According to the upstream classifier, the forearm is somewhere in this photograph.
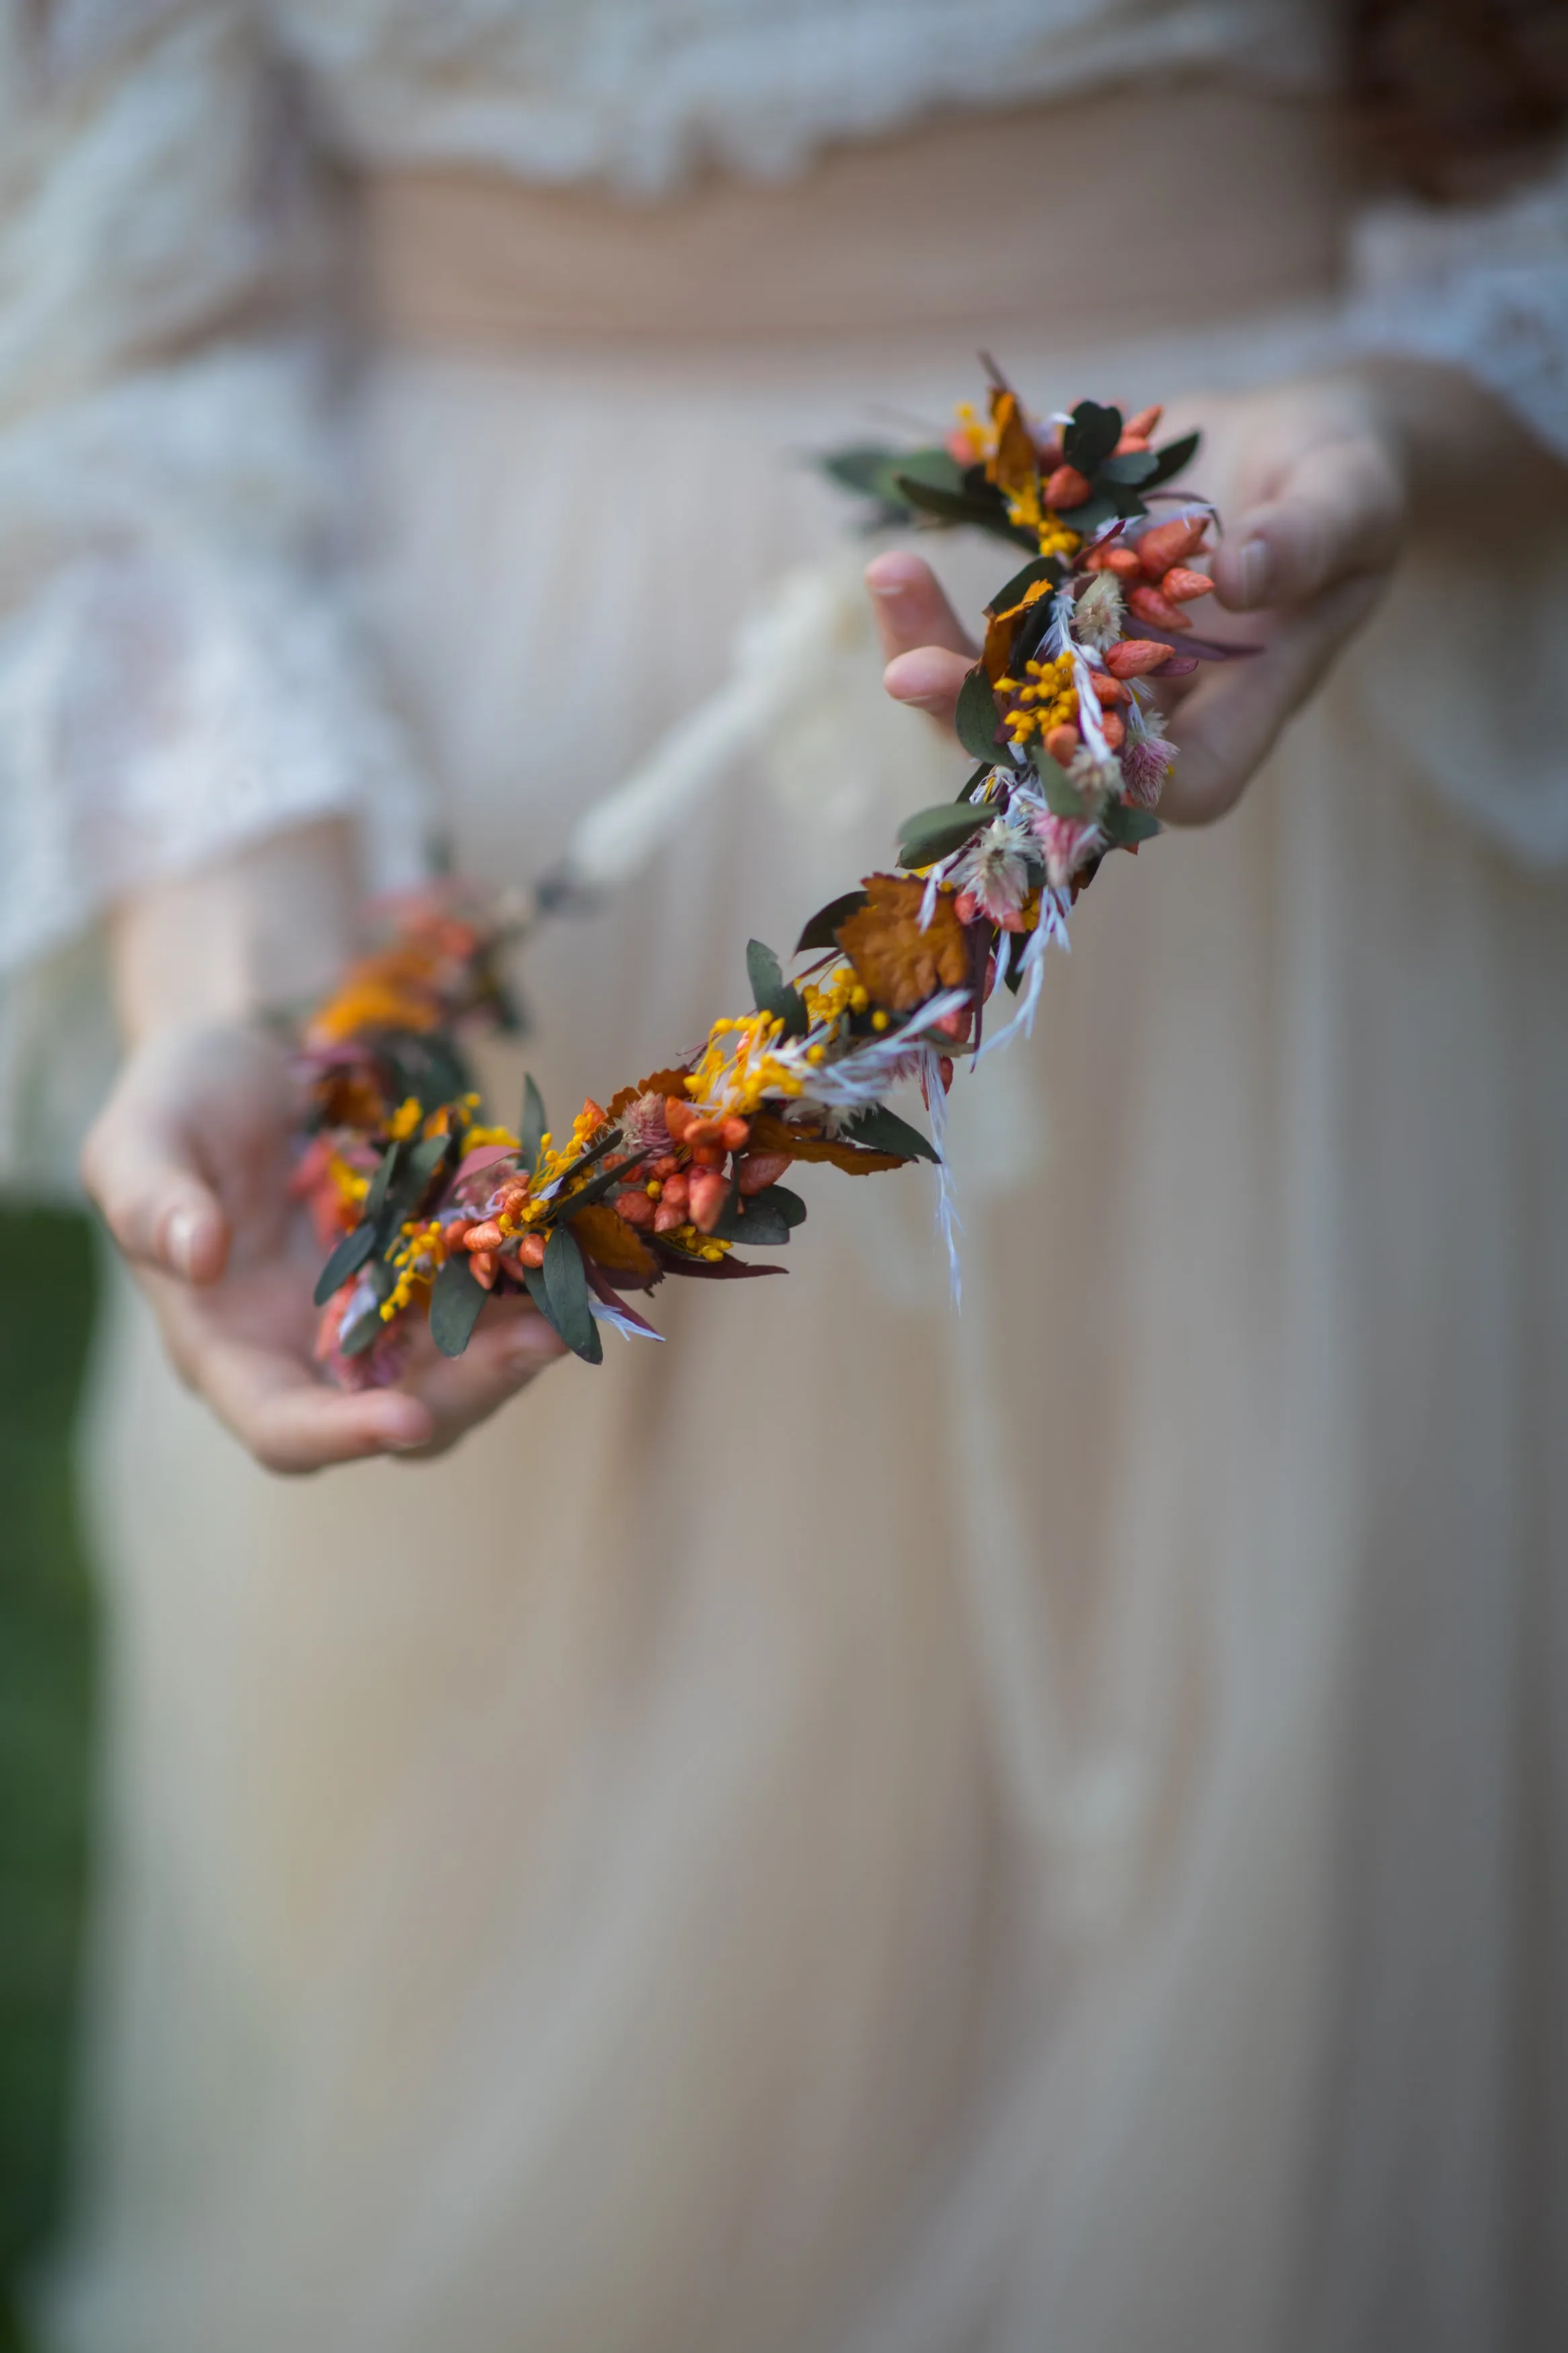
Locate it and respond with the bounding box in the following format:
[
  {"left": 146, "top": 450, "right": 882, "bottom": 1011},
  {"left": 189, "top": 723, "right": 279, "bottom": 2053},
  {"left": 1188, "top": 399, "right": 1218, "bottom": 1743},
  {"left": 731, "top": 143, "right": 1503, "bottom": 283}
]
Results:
[{"left": 109, "top": 818, "right": 357, "bottom": 1049}]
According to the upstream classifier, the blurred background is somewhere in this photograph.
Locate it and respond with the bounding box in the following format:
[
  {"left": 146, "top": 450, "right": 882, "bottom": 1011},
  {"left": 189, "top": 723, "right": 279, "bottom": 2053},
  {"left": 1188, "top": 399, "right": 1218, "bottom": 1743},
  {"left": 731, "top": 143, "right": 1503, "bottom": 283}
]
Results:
[{"left": 0, "top": 1209, "right": 98, "bottom": 2349}]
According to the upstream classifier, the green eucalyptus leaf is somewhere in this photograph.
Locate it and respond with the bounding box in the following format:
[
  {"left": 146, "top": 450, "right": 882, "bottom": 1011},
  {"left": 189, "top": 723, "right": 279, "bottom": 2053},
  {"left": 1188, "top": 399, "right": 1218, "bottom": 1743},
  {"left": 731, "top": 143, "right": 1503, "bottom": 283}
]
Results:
[
  {"left": 985, "top": 554, "right": 1061, "bottom": 614},
  {"left": 745, "top": 940, "right": 810, "bottom": 1037},
  {"left": 417, "top": 1037, "right": 472, "bottom": 1109},
  {"left": 760, "top": 1183, "right": 808, "bottom": 1227},
  {"left": 897, "top": 803, "right": 989, "bottom": 871},
  {"left": 955, "top": 666, "right": 1005, "bottom": 764},
  {"left": 1103, "top": 801, "right": 1162, "bottom": 850},
  {"left": 542, "top": 1226, "right": 603, "bottom": 1363},
  {"left": 407, "top": 1131, "right": 452, "bottom": 1191},
  {"left": 521, "top": 1074, "right": 548, "bottom": 1171},
  {"left": 893, "top": 476, "right": 1036, "bottom": 547},
  {"left": 1063, "top": 401, "right": 1122, "bottom": 471},
  {"left": 840, "top": 1105, "right": 940, "bottom": 1164},
  {"left": 1143, "top": 430, "right": 1200, "bottom": 487},
  {"left": 338, "top": 1298, "right": 386, "bottom": 1359},
  {"left": 375, "top": 1128, "right": 454, "bottom": 1247},
  {"left": 363, "top": 1140, "right": 403, "bottom": 1224},
  {"left": 554, "top": 1156, "right": 636, "bottom": 1218},
  {"left": 889, "top": 446, "right": 966, "bottom": 495},
  {"left": 547, "top": 1126, "right": 624, "bottom": 1195},
  {"left": 1059, "top": 491, "right": 1120, "bottom": 538},
  {"left": 796, "top": 889, "right": 869, "bottom": 953},
  {"left": 429, "top": 1254, "right": 488, "bottom": 1357},
  {"left": 746, "top": 939, "right": 784, "bottom": 1008},
  {"left": 710, "top": 1193, "right": 794, "bottom": 1246},
  {"left": 820, "top": 443, "right": 901, "bottom": 496},
  {"left": 1040, "top": 758, "right": 1087, "bottom": 818},
  {"left": 1098, "top": 449, "right": 1159, "bottom": 485},
  {"left": 522, "top": 1261, "right": 565, "bottom": 1343},
  {"left": 313, "top": 1222, "right": 376, "bottom": 1308}
]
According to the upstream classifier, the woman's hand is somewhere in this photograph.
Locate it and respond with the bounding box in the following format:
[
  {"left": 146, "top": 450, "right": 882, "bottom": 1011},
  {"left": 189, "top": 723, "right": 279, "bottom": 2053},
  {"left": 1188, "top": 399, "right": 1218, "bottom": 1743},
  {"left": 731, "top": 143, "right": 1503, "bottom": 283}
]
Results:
[
  {"left": 864, "top": 366, "right": 1514, "bottom": 824},
  {"left": 81, "top": 1021, "right": 566, "bottom": 1474}
]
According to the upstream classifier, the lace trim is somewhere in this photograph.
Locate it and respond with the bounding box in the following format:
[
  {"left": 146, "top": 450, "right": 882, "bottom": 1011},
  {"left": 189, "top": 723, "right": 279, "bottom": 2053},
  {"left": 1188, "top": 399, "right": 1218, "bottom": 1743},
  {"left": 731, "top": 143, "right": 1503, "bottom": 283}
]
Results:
[
  {"left": 278, "top": 0, "right": 1333, "bottom": 196},
  {"left": 1346, "top": 145, "right": 1568, "bottom": 461}
]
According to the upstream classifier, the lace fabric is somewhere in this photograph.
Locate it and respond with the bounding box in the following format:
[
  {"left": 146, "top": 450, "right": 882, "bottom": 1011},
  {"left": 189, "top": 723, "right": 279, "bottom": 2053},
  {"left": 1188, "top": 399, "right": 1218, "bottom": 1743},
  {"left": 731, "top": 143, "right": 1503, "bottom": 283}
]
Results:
[
  {"left": 0, "top": 343, "right": 425, "bottom": 975},
  {"left": 1348, "top": 141, "right": 1568, "bottom": 463},
  {"left": 276, "top": 0, "right": 1333, "bottom": 196},
  {"left": 0, "top": 1, "right": 425, "bottom": 1186}
]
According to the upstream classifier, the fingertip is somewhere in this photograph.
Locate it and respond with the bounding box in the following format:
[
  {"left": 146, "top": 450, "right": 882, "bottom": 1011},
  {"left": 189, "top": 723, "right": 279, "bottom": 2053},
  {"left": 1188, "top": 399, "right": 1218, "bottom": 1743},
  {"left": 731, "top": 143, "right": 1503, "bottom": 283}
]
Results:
[
  {"left": 865, "top": 549, "right": 935, "bottom": 599},
  {"left": 161, "top": 1196, "right": 228, "bottom": 1283},
  {"left": 1215, "top": 534, "right": 1274, "bottom": 611},
  {"left": 882, "top": 647, "right": 965, "bottom": 711},
  {"left": 375, "top": 1396, "right": 438, "bottom": 1453}
]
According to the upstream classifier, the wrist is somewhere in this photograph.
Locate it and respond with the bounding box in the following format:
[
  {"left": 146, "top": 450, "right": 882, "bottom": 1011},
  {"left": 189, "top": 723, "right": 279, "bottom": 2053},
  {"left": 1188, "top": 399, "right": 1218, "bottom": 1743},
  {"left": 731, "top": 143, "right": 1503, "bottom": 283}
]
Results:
[{"left": 110, "top": 819, "right": 356, "bottom": 1049}]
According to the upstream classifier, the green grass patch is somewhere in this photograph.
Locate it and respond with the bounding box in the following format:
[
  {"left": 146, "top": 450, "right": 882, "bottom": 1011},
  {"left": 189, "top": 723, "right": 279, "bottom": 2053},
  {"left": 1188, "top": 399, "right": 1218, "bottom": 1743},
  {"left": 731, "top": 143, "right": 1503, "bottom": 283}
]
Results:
[{"left": 0, "top": 1208, "right": 99, "bottom": 2296}]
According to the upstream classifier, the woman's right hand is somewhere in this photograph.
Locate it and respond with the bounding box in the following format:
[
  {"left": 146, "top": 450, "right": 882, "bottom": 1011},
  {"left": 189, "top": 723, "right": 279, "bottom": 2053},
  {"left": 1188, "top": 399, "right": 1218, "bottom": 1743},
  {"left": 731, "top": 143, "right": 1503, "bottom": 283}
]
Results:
[{"left": 81, "top": 1020, "right": 566, "bottom": 1474}]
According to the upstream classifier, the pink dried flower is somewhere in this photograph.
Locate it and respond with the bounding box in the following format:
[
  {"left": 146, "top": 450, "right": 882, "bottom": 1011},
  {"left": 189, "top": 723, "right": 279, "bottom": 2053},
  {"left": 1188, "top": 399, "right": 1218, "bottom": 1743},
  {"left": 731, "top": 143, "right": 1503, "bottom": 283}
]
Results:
[
  {"left": 618, "top": 1089, "right": 675, "bottom": 1160},
  {"left": 1031, "top": 811, "right": 1105, "bottom": 890},
  {"left": 313, "top": 1279, "right": 409, "bottom": 1390},
  {"left": 1120, "top": 731, "right": 1178, "bottom": 808}
]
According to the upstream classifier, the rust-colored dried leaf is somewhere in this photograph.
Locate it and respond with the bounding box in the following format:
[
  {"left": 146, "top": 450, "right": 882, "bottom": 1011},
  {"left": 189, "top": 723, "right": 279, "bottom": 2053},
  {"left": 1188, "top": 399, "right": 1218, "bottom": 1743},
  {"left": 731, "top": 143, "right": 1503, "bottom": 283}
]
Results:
[
  {"left": 836, "top": 875, "right": 970, "bottom": 1014},
  {"left": 981, "top": 575, "right": 1051, "bottom": 683},
  {"left": 570, "top": 1201, "right": 659, "bottom": 1281},
  {"left": 606, "top": 1066, "right": 692, "bottom": 1121},
  {"left": 748, "top": 1111, "right": 905, "bottom": 1175},
  {"left": 987, "top": 387, "right": 1039, "bottom": 504}
]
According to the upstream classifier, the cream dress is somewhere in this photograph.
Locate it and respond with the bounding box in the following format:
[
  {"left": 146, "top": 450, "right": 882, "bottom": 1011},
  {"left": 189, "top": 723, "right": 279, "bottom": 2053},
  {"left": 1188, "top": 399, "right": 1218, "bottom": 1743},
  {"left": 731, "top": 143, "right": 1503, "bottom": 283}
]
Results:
[{"left": 3, "top": 5, "right": 1568, "bottom": 2350}]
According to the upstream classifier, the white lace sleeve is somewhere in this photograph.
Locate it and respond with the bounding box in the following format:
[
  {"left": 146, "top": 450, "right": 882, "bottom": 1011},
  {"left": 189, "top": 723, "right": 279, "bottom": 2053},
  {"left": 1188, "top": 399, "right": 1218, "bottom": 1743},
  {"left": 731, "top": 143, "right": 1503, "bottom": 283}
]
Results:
[
  {"left": 1346, "top": 143, "right": 1568, "bottom": 459},
  {"left": 1342, "top": 146, "right": 1568, "bottom": 867},
  {"left": 0, "top": 1, "right": 425, "bottom": 1182}
]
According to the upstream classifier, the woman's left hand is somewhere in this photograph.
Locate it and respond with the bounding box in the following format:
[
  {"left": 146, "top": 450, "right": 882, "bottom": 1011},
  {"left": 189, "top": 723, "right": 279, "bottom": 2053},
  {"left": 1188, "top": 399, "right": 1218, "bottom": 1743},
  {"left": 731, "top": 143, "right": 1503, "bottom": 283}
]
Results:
[{"left": 865, "top": 371, "right": 1417, "bottom": 824}]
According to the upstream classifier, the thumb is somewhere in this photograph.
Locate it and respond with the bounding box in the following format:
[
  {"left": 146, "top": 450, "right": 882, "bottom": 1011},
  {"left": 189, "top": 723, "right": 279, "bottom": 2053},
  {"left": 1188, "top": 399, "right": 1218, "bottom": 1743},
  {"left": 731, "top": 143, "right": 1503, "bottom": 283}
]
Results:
[
  {"left": 81, "top": 1107, "right": 229, "bottom": 1283},
  {"left": 864, "top": 551, "right": 977, "bottom": 663}
]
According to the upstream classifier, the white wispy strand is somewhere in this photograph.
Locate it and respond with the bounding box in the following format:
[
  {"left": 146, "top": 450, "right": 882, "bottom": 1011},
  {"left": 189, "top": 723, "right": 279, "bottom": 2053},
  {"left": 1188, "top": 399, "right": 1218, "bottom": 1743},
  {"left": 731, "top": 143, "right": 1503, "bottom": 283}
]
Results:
[
  {"left": 971, "top": 890, "right": 1069, "bottom": 1064},
  {"left": 1041, "top": 579, "right": 1110, "bottom": 763},
  {"left": 919, "top": 864, "right": 948, "bottom": 930},
  {"left": 1040, "top": 586, "right": 1075, "bottom": 661},
  {"left": 1071, "top": 644, "right": 1110, "bottom": 760},
  {"left": 916, "top": 1044, "right": 964, "bottom": 1306},
  {"left": 589, "top": 1295, "right": 665, "bottom": 1341}
]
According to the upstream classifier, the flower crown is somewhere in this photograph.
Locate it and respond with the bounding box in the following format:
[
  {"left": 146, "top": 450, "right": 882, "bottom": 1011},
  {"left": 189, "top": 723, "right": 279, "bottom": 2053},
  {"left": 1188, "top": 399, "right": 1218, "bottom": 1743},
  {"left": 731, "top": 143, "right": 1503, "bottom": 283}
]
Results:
[{"left": 297, "top": 369, "right": 1247, "bottom": 1380}]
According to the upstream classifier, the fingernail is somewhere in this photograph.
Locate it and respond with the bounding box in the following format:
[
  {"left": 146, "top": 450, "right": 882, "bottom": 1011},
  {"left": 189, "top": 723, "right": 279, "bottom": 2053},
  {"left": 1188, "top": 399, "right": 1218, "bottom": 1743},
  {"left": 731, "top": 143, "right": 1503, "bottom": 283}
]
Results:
[
  {"left": 868, "top": 577, "right": 909, "bottom": 602},
  {"left": 164, "top": 1205, "right": 202, "bottom": 1277},
  {"left": 384, "top": 1412, "right": 432, "bottom": 1452},
  {"left": 1237, "top": 539, "right": 1272, "bottom": 606}
]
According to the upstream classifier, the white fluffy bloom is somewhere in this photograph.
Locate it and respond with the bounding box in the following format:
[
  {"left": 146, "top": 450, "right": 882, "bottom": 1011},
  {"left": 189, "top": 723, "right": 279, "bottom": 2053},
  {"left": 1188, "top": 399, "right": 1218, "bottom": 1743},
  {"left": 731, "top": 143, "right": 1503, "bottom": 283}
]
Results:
[
  {"left": 950, "top": 819, "right": 1035, "bottom": 927},
  {"left": 1074, "top": 572, "right": 1124, "bottom": 651}
]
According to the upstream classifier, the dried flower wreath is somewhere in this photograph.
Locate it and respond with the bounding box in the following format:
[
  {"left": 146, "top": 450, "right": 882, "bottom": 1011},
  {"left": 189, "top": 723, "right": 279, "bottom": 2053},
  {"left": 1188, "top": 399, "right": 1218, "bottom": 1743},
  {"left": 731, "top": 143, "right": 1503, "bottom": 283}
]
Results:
[{"left": 296, "top": 368, "right": 1249, "bottom": 1383}]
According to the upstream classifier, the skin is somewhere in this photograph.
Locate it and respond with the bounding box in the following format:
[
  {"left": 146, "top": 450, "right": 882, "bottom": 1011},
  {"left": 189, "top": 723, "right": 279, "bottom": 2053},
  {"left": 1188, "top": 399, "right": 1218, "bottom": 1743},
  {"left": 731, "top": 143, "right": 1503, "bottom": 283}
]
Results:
[
  {"left": 83, "top": 825, "right": 565, "bottom": 1474},
  {"left": 81, "top": 360, "right": 1559, "bottom": 1472},
  {"left": 869, "top": 363, "right": 1561, "bottom": 822}
]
